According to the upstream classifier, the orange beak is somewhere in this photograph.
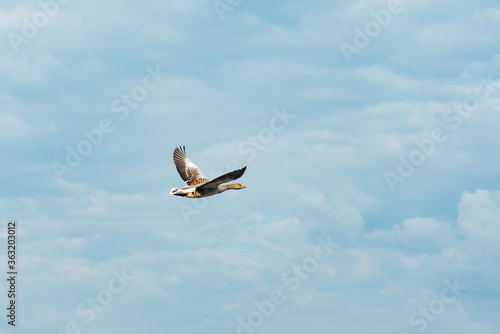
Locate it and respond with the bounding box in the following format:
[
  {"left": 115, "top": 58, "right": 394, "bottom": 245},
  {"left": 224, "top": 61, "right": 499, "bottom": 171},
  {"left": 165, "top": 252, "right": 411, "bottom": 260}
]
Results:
[{"left": 241, "top": 185, "right": 247, "bottom": 189}]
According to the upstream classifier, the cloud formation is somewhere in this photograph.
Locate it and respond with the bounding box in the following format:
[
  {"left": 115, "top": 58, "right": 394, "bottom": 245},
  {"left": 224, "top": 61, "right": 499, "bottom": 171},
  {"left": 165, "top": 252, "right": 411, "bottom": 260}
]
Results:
[{"left": 0, "top": 0, "right": 499, "bottom": 333}]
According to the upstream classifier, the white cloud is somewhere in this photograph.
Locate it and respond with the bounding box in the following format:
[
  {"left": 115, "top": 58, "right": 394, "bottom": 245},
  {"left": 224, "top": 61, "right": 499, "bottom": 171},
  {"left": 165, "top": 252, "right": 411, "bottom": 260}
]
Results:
[
  {"left": 0, "top": 112, "right": 31, "bottom": 141},
  {"left": 401, "top": 287, "right": 497, "bottom": 334},
  {"left": 457, "top": 189, "right": 500, "bottom": 249},
  {"left": 0, "top": 51, "right": 59, "bottom": 82},
  {"left": 367, "top": 217, "right": 456, "bottom": 247}
]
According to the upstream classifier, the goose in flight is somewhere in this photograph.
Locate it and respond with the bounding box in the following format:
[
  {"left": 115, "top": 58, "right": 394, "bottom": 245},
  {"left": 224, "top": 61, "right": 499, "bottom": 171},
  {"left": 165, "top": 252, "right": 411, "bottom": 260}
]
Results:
[{"left": 170, "top": 146, "right": 247, "bottom": 198}]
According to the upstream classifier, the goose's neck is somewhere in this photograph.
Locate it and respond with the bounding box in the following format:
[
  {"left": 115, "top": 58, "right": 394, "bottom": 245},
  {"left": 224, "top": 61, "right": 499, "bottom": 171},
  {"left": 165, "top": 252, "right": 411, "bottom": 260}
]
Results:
[{"left": 218, "top": 184, "right": 238, "bottom": 192}]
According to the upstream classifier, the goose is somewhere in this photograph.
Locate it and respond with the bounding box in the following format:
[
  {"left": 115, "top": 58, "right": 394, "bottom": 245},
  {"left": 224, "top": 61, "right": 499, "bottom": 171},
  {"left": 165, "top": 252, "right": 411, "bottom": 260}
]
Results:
[{"left": 170, "top": 146, "right": 247, "bottom": 198}]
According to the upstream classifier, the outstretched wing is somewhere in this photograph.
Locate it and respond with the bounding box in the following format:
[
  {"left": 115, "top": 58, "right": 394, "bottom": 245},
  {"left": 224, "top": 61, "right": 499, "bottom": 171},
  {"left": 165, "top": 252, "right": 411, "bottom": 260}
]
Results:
[
  {"left": 197, "top": 166, "right": 247, "bottom": 191},
  {"left": 173, "top": 146, "right": 208, "bottom": 186}
]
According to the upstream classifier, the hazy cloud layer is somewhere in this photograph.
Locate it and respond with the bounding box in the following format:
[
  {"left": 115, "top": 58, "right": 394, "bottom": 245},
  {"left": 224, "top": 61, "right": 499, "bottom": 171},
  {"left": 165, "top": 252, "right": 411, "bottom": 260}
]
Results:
[{"left": 1, "top": 0, "right": 499, "bottom": 333}]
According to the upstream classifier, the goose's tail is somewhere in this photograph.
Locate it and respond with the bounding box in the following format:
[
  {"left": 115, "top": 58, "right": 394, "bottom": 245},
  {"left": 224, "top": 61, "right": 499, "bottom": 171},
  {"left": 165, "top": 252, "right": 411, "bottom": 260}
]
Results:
[{"left": 170, "top": 188, "right": 179, "bottom": 195}]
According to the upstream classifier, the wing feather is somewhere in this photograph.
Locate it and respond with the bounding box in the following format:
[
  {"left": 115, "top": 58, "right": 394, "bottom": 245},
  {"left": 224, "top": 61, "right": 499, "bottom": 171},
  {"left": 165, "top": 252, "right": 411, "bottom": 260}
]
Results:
[
  {"left": 197, "top": 166, "right": 247, "bottom": 191},
  {"left": 173, "top": 146, "right": 208, "bottom": 186}
]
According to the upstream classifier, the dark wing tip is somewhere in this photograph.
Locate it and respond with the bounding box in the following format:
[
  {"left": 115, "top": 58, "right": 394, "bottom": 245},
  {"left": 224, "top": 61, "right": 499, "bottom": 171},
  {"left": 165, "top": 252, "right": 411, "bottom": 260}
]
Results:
[{"left": 234, "top": 166, "right": 247, "bottom": 179}]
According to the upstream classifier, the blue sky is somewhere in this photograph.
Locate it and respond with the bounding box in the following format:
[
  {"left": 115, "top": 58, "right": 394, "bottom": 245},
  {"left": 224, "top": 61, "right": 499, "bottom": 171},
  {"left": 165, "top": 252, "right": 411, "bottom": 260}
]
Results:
[{"left": 1, "top": 0, "right": 500, "bottom": 333}]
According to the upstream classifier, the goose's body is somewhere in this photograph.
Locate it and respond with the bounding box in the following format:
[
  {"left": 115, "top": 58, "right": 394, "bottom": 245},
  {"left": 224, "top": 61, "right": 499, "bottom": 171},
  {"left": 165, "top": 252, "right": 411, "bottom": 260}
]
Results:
[{"left": 170, "top": 146, "right": 246, "bottom": 198}]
